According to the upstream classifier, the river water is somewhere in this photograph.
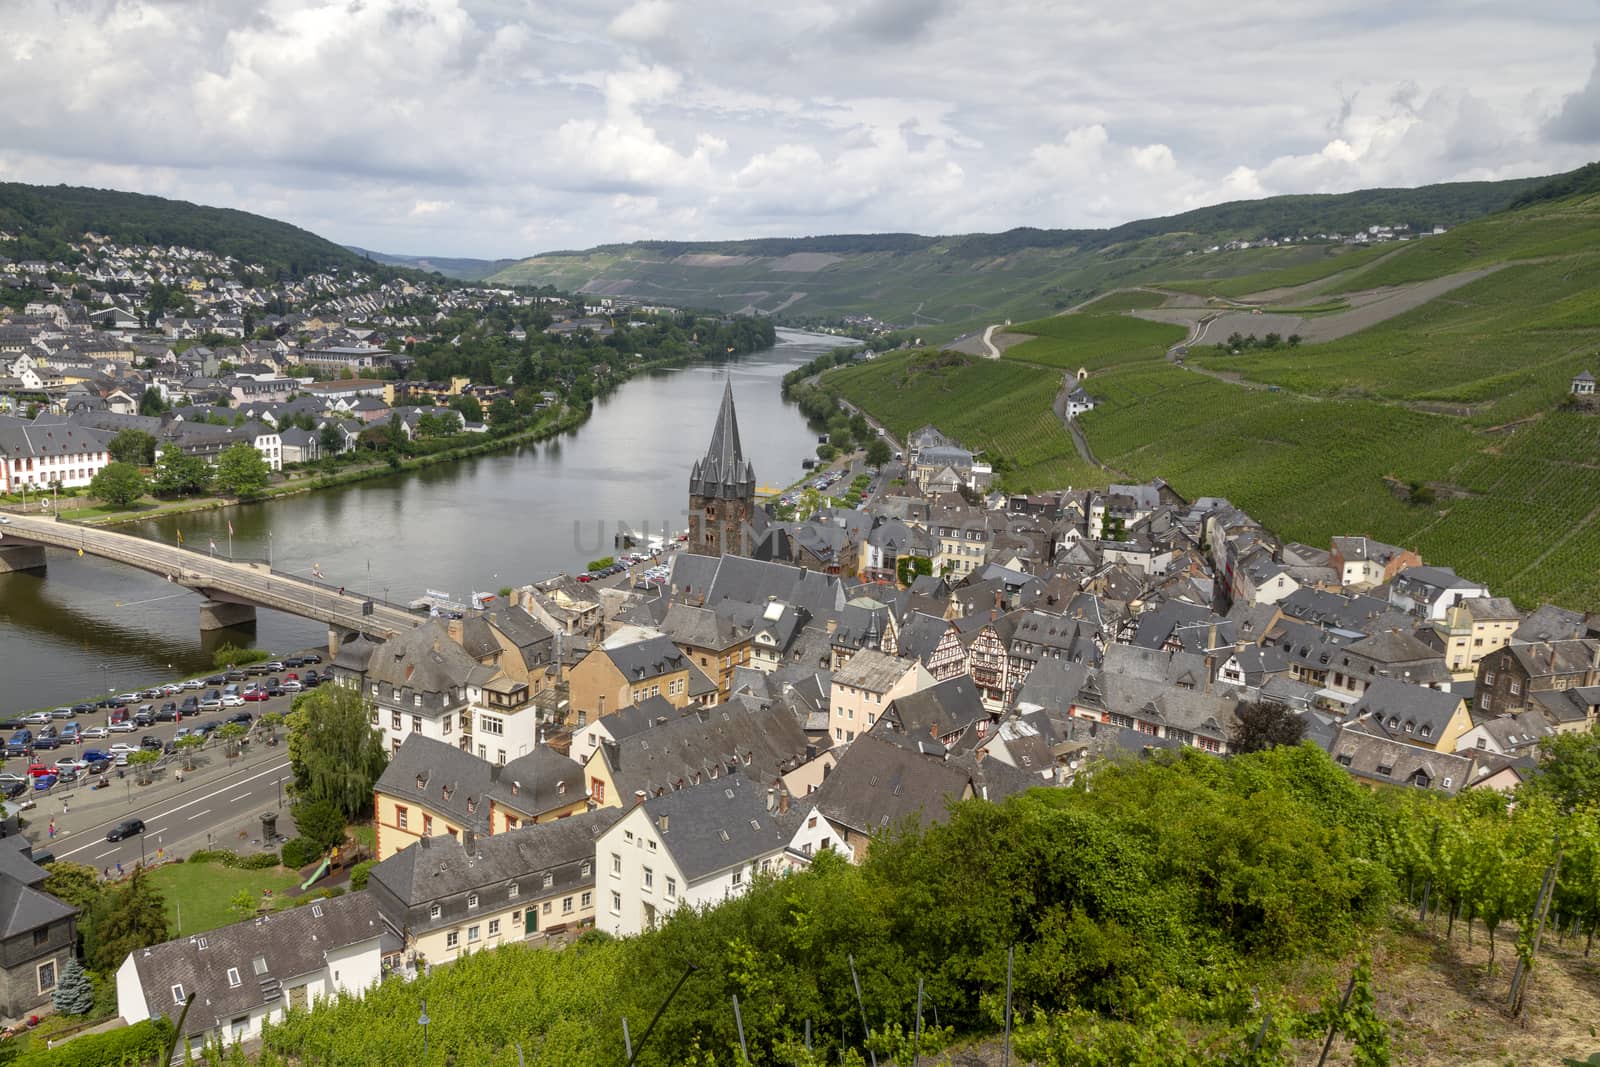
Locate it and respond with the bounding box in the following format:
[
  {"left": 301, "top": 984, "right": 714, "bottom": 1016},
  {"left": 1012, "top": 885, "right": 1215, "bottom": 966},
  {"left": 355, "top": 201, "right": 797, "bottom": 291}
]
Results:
[{"left": 0, "top": 329, "right": 839, "bottom": 711}]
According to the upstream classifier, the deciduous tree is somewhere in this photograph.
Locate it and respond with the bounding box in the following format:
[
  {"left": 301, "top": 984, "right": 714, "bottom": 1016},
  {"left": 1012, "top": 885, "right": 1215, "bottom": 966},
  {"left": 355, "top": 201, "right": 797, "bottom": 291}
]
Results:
[
  {"left": 83, "top": 868, "right": 169, "bottom": 973},
  {"left": 152, "top": 449, "right": 212, "bottom": 497},
  {"left": 1230, "top": 700, "right": 1306, "bottom": 753},
  {"left": 213, "top": 442, "right": 270, "bottom": 499},
  {"left": 286, "top": 685, "right": 387, "bottom": 819},
  {"left": 88, "top": 461, "right": 148, "bottom": 509}
]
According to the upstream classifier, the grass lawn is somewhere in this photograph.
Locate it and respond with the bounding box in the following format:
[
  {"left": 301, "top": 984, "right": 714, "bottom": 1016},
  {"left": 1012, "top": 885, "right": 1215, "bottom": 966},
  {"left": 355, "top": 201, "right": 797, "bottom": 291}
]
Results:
[{"left": 148, "top": 859, "right": 302, "bottom": 936}]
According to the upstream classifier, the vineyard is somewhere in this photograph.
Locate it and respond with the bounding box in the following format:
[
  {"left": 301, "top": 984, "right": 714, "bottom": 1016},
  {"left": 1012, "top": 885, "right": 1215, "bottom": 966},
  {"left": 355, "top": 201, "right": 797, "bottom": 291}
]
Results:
[
  {"left": 231, "top": 738, "right": 1600, "bottom": 1066},
  {"left": 1156, "top": 241, "right": 1397, "bottom": 298},
  {"left": 825, "top": 351, "right": 1103, "bottom": 490},
  {"left": 1073, "top": 287, "right": 1170, "bottom": 313},
  {"left": 1002, "top": 309, "right": 1186, "bottom": 371}
]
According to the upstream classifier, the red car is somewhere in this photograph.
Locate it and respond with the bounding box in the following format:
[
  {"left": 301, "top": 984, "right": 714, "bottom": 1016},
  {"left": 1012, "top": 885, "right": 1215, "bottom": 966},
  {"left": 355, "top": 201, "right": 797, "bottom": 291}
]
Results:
[
  {"left": 243, "top": 689, "right": 270, "bottom": 702},
  {"left": 26, "top": 763, "right": 53, "bottom": 778}
]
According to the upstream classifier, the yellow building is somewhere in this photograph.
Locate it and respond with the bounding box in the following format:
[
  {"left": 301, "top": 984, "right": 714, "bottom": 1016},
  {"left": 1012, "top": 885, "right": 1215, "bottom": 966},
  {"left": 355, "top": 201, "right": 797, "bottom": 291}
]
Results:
[
  {"left": 564, "top": 636, "right": 701, "bottom": 727},
  {"left": 1433, "top": 596, "right": 1521, "bottom": 679},
  {"left": 372, "top": 735, "right": 589, "bottom": 861}
]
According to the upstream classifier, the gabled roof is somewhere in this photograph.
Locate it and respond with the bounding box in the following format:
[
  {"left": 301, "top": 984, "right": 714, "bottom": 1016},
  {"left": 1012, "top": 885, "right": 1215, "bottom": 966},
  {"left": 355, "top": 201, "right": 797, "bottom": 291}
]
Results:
[
  {"left": 601, "top": 635, "right": 690, "bottom": 681},
  {"left": 1351, "top": 679, "right": 1464, "bottom": 744},
  {"left": 594, "top": 700, "right": 814, "bottom": 799},
  {"left": 832, "top": 648, "right": 916, "bottom": 692},
  {"left": 632, "top": 775, "right": 795, "bottom": 881},
  {"left": 128, "top": 893, "right": 384, "bottom": 1039},
  {"left": 0, "top": 838, "right": 74, "bottom": 939},
  {"left": 809, "top": 731, "right": 974, "bottom": 835}
]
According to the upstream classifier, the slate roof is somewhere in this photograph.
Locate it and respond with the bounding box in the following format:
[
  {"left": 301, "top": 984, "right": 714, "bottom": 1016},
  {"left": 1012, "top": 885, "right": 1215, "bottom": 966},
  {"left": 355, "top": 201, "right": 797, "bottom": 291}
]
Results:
[
  {"left": 594, "top": 700, "right": 814, "bottom": 799},
  {"left": 1515, "top": 604, "right": 1588, "bottom": 643},
  {"left": 660, "top": 602, "right": 746, "bottom": 651},
  {"left": 0, "top": 414, "right": 113, "bottom": 459},
  {"left": 128, "top": 893, "right": 385, "bottom": 1039},
  {"left": 1350, "top": 679, "right": 1464, "bottom": 746},
  {"left": 671, "top": 553, "right": 845, "bottom": 617},
  {"left": 636, "top": 774, "right": 795, "bottom": 881},
  {"left": 603, "top": 635, "right": 690, "bottom": 682},
  {"left": 366, "top": 618, "right": 494, "bottom": 698},
  {"left": 376, "top": 735, "right": 588, "bottom": 831},
  {"left": 689, "top": 381, "right": 756, "bottom": 500},
  {"left": 882, "top": 675, "right": 987, "bottom": 748},
  {"left": 1327, "top": 723, "right": 1472, "bottom": 794},
  {"left": 0, "top": 838, "right": 74, "bottom": 939},
  {"left": 809, "top": 731, "right": 974, "bottom": 836}
]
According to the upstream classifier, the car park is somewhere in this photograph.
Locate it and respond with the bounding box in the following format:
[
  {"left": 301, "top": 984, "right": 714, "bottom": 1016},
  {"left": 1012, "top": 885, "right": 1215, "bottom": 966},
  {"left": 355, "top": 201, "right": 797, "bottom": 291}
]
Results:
[{"left": 106, "top": 819, "right": 145, "bottom": 842}]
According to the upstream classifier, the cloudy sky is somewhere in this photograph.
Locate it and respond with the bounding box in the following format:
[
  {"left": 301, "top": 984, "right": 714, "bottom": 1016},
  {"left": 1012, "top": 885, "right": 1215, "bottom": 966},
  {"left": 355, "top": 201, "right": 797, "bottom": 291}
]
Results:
[{"left": 4, "top": 0, "right": 1600, "bottom": 258}]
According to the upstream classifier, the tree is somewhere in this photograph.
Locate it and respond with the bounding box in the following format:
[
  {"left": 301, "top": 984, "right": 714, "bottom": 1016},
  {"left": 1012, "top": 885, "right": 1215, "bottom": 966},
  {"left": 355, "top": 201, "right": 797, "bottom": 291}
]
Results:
[
  {"left": 42, "top": 862, "right": 103, "bottom": 915},
  {"left": 175, "top": 733, "right": 205, "bottom": 772},
  {"left": 229, "top": 890, "right": 260, "bottom": 920},
  {"left": 51, "top": 958, "right": 95, "bottom": 1016},
  {"left": 896, "top": 555, "right": 933, "bottom": 586},
  {"left": 138, "top": 388, "right": 168, "bottom": 416},
  {"left": 449, "top": 394, "right": 483, "bottom": 424},
  {"left": 152, "top": 449, "right": 212, "bottom": 497},
  {"left": 318, "top": 423, "right": 345, "bottom": 457},
  {"left": 1230, "top": 700, "right": 1306, "bottom": 753},
  {"left": 488, "top": 396, "right": 517, "bottom": 427},
  {"left": 213, "top": 442, "right": 271, "bottom": 499},
  {"left": 291, "top": 799, "right": 348, "bottom": 854},
  {"left": 88, "top": 461, "right": 148, "bottom": 509},
  {"left": 1527, "top": 723, "right": 1600, "bottom": 811},
  {"left": 107, "top": 428, "right": 157, "bottom": 466},
  {"left": 127, "top": 748, "right": 160, "bottom": 784},
  {"left": 286, "top": 685, "right": 387, "bottom": 819},
  {"left": 83, "top": 868, "right": 169, "bottom": 973},
  {"left": 865, "top": 437, "right": 893, "bottom": 468}
]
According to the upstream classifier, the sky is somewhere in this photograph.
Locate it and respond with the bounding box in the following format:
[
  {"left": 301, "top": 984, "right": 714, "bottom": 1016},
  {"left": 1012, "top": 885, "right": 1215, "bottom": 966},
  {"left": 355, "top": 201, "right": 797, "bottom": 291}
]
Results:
[{"left": 4, "top": 0, "right": 1600, "bottom": 259}]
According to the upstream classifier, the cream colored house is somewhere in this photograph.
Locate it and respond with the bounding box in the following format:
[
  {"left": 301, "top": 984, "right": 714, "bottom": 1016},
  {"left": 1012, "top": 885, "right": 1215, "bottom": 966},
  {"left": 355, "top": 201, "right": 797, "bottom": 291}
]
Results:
[{"left": 828, "top": 649, "right": 934, "bottom": 746}]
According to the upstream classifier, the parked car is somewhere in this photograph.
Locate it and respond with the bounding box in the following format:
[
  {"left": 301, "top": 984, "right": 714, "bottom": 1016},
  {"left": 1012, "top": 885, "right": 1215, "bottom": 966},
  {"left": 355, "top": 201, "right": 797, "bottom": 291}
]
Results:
[
  {"left": 226, "top": 712, "right": 254, "bottom": 727},
  {"left": 53, "top": 757, "right": 83, "bottom": 774},
  {"left": 140, "top": 735, "right": 163, "bottom": 752},
  {"left": 114, "top": 693, "right": 140, "bottom": 705},
  {"left": 71, "top": 703, "right": 94, "bottom": 715},
  {"left": 21, "top": 712, "right": 51, "bottom": 726},
  {"left": 107, "top": 720, "right": 136, "bottom": 734},
  {"left": 26, "top": 763, "right": 54, "bottom": 778},
  {"left": 59, "top": 723, "right": 81, "bottom": 742},
  {"left": 79, "top": 727, "right": 109, "bottom": 740},
  {"left": 133, "top": 706, "right": 156, "bottom": 727},
  {"left": 82, "top": 749, "right": 111, "bottom": 764},
  {"left": 279, "top": 679, "right": 303, "bottom": 693},
  {"left": 49, "top": 707, "right": 74, "bottom": 720},
  {"left": 180, "top": 696, "right": 200, "bottom": 713},
  {"left": 220, "top": 694, "right": 245, "bottom": 708},
  {"left": 32, "top": 774, "right": 56, "bottom": 791},
  {"left": 31, "top": 734, "right": 60, "bottom": 751},
  {"left": 85, "top": 759, "right": 110, "bottom": 776},
  {"left": 139, "top": 688, "right": 163, "bottom": 700},
  {"left": 160, "top": 683, "right": 184, "bottom": 696},
  {"left": 264, "top": 682, "right": 284, "bottom": 697},
  {"left": 3, "top": 781, "right": 28, "bottom": 799},
  {"left": 108, "top": 743, "right": 139, "bottom": 757},
  {"left": 300, "top": 653, "right": 323, "bottom": 665},
  {"left": 243, "top": 689, "right": 270, "bottom": 702},
  {"left": 181, "top": 679, "right": 204, "bottom": 690},
  {"left": 5, "top": 731, "right": 32, "bottom": 756},
  {"left": 109, "top": 707, "right": 129, "bottom": 725},
  {"left": 199, "top": 692, "right": 223, "bottom": 711},
  {"left": 106, "top": 819, "right": 145, "bottom": 842},
  {"left": 203, "top": 675, "right": 225, "bottom": 687},
  {"left": 283, "top": 656, "right": 305, "bottom": 668},
  {"left": 261, "top": 661, "right": 286, "bottom": 673},
  {"left": 301, "top": 670, "right": 323, "bottom": 687},
  {"left": 222, "top": 670, "right": 246, "bottom": 684}
]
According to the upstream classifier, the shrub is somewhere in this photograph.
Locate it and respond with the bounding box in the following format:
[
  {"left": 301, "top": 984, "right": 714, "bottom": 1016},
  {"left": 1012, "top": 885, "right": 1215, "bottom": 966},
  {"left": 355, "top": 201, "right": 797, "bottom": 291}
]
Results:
[
  {"left": 348, "top": 860, "right": 376, "bottom": 891},
  {"left": 212, "top": 644, "right": 269, "bottom": 669},
  {"left": 12, "top": 1018, "right": 172, "bottom": 1066},
  {"left": 279, "top": 837, "right": 320, "bottom": 869}
]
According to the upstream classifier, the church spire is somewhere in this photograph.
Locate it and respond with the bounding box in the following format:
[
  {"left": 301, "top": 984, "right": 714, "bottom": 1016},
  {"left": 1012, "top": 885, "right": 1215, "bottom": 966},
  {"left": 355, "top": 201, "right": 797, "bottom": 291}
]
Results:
[{"left": 689, "top": 378, "right": 755, "bottom": 500}]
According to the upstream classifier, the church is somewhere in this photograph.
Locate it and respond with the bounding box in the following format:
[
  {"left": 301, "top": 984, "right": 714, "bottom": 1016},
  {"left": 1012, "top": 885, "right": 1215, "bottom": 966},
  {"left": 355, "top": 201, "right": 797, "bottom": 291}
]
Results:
[{"left": 687, "top": 380, "right": 765, "bottom": 556}]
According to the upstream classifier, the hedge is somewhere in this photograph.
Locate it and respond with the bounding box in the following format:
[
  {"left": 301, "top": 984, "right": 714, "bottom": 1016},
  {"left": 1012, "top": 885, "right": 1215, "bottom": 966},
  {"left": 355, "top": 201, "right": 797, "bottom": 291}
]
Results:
[
  {"left": 13, "top": 1018, "right": 172, "bottom": 1066},
  {"left": 185, "top": 849, "right": 279, "bottom": 870},
  {"left": 279, "top": 837, "right": 319, "bottom": 869}
]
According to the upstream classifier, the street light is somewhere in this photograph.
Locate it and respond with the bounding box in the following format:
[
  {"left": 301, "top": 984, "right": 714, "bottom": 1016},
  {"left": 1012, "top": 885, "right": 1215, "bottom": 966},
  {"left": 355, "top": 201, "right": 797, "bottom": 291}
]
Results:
[{"left": 418, "top": 999, "right": 430, "bottom": 1058}]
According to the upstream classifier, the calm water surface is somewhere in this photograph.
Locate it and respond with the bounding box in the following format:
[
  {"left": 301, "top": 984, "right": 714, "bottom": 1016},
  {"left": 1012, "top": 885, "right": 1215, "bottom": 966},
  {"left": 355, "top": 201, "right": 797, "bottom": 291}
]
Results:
[{"left": 0, "top": 330, "right": 840, "bottom": 710}]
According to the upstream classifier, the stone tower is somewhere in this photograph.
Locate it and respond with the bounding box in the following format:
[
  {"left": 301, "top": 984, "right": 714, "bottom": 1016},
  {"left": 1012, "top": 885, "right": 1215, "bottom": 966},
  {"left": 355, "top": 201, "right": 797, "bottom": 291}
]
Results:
[{"left": 688, "top": 380, "right": 757, "bottom": 556}]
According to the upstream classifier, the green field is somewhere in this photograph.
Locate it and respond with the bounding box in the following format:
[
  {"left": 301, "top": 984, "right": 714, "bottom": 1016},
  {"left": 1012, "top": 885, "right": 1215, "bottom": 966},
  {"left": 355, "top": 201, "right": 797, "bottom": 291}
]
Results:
[
  {"left": 149, "top": 859, "right": 302, "bottom": 936},
  {"left": 1074, "top": 288, "right": 1169, "bottom": 313},
  {"left": 1156, "top": 242, "right": 1397, "bottom": 298},
  {"left": 1002, "top": 309, "right": 1186, "bottom": 372}
]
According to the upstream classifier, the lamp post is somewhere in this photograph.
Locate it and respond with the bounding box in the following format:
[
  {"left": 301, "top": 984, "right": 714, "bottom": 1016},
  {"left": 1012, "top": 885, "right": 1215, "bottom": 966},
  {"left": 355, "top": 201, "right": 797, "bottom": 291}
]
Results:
[{"left": 418, "top": 999, "right": 430, "bottom": 1059}]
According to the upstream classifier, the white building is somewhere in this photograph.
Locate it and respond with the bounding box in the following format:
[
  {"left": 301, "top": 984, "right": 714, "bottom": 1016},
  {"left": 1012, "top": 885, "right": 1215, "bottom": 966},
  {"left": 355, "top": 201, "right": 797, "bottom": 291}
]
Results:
[
  {"left": 117, "top": 894, "right": 386, "bottom": 1056},
  {"left": 595, "top": 778, "right": 836, "bottom": 937},
  {"left": 0, "top": 415, "right": 113, "bottom": 493}
]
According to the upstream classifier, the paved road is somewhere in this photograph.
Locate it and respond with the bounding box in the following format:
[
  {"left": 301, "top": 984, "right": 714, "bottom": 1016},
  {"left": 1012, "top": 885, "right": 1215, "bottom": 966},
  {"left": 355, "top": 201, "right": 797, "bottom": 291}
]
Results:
[{"left": 0, "top": 513, "right": 419, "bottom": 637}]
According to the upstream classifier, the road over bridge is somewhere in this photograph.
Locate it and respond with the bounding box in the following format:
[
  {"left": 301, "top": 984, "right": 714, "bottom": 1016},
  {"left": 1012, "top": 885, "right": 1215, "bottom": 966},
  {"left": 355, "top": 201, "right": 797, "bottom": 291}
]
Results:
[{"left": 0, "top": 513, "right": 421, "bottom": 652}]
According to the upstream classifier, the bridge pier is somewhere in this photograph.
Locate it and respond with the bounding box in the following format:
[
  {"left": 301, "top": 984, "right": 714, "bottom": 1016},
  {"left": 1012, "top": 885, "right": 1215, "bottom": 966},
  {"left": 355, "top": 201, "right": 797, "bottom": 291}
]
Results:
[
  {"left": 327, "top": 627, "right": 347, "bottom": 658},
  {"left": 0, "top": 544, "right": 46, "bottom": 573},
  {"left": 199, "top": 599, "right": 257, "bottom": 632}
]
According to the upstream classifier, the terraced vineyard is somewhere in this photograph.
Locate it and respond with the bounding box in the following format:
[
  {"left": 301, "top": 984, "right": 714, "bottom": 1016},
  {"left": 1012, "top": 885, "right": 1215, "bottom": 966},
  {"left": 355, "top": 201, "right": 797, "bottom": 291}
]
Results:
[
  {"left": 1002, "top": 310, "right": 1186, "bottom": 371},
  {"left": 825, "top": 351, "right": 1102, "bottom": 489}
]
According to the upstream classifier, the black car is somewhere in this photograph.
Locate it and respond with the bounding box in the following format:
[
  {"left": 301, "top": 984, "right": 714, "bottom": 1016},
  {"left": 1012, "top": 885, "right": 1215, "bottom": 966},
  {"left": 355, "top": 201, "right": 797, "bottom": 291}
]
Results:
[
  {"left": 71, "top": 703, "right": 94, "bottom": 714},
  {"left": 301, "top": 670, "right": 323, "bottom": 687},
  {"left": 300, "top": 652, "right": 322, "bottom": 665},
  {"left": 106, "top": 819, "right": 145, "bottom": 842},
  {"left": 156, "top": 703, "right": 179, "bottom": 722},
  {"left": 264, "top": 681, "right": 284, "bottom": 697},
  {"left": 226, "top": 711, "right": 254, "bottom": 727},
  {"left": 203, "top": 675, "right": 226, "bottom": 686},
  {"left": 133, "top": 710, "right": 156, "bottom": 728},
  {"left": 85, "top": 759, "right": 111, "bottom": 775},
  {"left": 283, "top": 656, "right": 304, "bottom": 668},
  {"left": 95, "top": 697, "right": 121, "bottom": 710},
  {"left": 31, "top": 735, "right": 60, "bottom": 751},
  {"left": 140, "top": 735, "right": 163, "bottom": 752},
  {"left": 3, "top": 781, "right": 27, "bottom": 799},
  {"left": 195, "top": 720, "right": 221, "bottom": 736},
  {"left": 180, "top": 696, "right": 199, "bottom": 712}
]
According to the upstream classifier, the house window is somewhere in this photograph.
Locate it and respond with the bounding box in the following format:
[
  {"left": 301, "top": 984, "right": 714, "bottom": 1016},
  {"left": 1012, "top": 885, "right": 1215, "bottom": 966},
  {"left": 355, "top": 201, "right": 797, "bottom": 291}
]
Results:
[
  {"left": 732, "top": 869, "right": 743, "bottom": 886},
  {"left": 481, "top": 716, "right": 504, "bottom": 736},
  {"left": 580, "top": 860, "right": 592, "bottom": 877},
  {"left": 542, "top": 901, "right": 552, "bottom": 914},
  {"left": 227, "top": 968, "right": 241, "bottom": 989},
  {"left": 391, "top": 711, "right": 401, "bottom": 730},
  {"left": 171, "top": 983, "right": 185, "bottom": 1004},
  {"left": 610, "top": 891, "right": 622, "bottom": 915},
  {"left": 563, "top": 896, "right": 574, "bottom": 914},
  {"left": 429, "top": 903, "right": 442, "bottom": 919},
  {"left": 253, "top": 956, "right": 268, "bottom": 975},
  {"left": 446, "top": 931, "right": 459, "bottom": 949},
  {"left": 396, "top": 806, "right": 408, "bottom": 830},
  {"left": 467, "top": 893, "right": 479, "bottom": 909},
  {"left": 411, "top": 715, "right": 422, "bottom": 732},
  {"left": 35, "top": 960, "right": 56, "bottom": 994},
  {"left": 32, "top": 928, "right": 47, "bottom": 947},
  {"left": 611, "top": 852, "right": 622, "bottom": 876},
  {"left": 508, "top": 883, "right": 519, "bottom": 900},
  {"left": 488, "top": 919, "right": 500, "bottom": 936},
  {"left": 1509, "top": 680, "right": 1521, "bottom": 696},
  {"left": 468, "top": 925, "right": 480, "bottom": 943},
  {"left": 1484, "top": 671, "right": 1495, "bottom": 686},
  {"left": 642, "top": 867, "right": 653, "bottom": 890},
  {"left": 581, "top": 891, "right": 592, "bottom": 908},
  {"left": 423, "top": 813, "right": 433, "bottom": 835}
]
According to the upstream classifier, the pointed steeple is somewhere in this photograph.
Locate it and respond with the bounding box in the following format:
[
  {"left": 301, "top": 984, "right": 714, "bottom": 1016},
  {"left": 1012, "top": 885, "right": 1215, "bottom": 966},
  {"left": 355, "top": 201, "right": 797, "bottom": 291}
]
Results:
[{"left": 690, "top": 379, "right": 756, "bottom": 500}]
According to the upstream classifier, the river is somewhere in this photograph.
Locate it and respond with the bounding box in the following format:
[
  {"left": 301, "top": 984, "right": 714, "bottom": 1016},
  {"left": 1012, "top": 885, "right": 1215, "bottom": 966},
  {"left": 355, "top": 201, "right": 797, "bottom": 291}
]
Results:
[{"left": 0, "top": 329, "right": 841, "bottom": 711}]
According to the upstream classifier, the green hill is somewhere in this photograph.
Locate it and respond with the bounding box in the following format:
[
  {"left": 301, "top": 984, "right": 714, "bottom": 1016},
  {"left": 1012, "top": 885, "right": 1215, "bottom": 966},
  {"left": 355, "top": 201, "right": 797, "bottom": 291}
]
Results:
[
  {"left": 0, "top": 183, "right": 367, "bottom": 277},
  {"left": 488, "top": 173, "right": 1545, "bottom": 332},
  {"left": 345, "top": 246, "right": 522, "bottom": 282},
  {"left": 819, "top": 177, "right": 1600, "bottom": 611}
]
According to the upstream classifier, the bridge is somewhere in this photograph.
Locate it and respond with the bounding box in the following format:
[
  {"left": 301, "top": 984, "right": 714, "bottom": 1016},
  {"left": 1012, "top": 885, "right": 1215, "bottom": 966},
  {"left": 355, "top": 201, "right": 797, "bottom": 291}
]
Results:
[{"left": 0, "top": 513, "right": 421, "bottom": 652}]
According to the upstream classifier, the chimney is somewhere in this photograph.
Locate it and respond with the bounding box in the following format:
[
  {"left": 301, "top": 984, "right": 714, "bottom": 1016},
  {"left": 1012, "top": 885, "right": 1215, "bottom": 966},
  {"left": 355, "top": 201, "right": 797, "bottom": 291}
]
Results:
[
  {"left": 419, "top": 835, "right": 431, "bottom": 850},
  {"left": 765, "top": 787, "right": 776, "bottom": 813},
  {"left": 634, "top": 790, "right": 647, "bottom": 808},
  {"left": 462, "top": 829, "right": 475, "bottom": 854},
  {"left": 778, "top": 786, "right": 789, "bottom": 815}
]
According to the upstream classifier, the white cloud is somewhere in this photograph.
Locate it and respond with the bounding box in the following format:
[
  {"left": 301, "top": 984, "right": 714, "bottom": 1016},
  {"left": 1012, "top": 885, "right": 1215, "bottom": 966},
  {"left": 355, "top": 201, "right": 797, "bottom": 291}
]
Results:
[{"left": 0, "top": 0, "right": 1595, "bottom": 255}]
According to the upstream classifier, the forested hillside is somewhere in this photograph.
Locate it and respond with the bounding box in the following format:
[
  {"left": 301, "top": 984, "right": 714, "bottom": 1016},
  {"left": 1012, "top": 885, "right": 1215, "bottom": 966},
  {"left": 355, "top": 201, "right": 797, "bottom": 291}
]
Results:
[
  {"left": 487, "top": 170, "right": 1551, "bottom": 330},
  {"left": 345, "top": 246, "right": 522, "bottom": 282},
  {"left": 0, "top": 183, "right": 365, "bottom": 276}
]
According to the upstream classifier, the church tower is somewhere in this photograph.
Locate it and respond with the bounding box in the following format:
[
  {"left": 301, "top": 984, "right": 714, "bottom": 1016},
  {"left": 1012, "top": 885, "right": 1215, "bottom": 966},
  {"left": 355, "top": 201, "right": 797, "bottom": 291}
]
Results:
[{"left": 688, "top": 380, "right": 757, "bottom": 556}]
